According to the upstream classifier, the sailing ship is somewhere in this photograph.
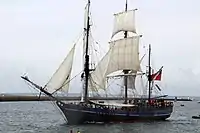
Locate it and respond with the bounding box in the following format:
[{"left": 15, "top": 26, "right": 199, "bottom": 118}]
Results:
[{"left": 21, "top": 0, "right": 174, "bottom": 124}]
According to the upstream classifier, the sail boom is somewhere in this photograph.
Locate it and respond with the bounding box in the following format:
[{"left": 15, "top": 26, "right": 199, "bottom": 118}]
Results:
[
  {"left": 106, "top": 72, "right": 145, "bottom": 78},
  {"left": 113, "top": 9, "right": 138, "bottom": 16}
]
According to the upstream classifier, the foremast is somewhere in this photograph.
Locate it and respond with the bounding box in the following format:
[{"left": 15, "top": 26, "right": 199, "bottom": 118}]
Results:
[
  {"left": 21, "top": 1, "right": 91, "bottom": 103},
  {"left": 83, "top": 0, "right": 91, "bottom": 102}
]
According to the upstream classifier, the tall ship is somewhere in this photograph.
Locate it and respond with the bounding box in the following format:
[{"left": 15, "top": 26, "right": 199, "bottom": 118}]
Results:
[{"left": 21, "top": 0, "right": 174, "bottom": 124}]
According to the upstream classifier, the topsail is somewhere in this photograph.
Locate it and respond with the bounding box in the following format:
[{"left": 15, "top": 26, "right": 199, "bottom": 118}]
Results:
[{"left": 112, "top": 9, "right": 137, "bottom": 38}]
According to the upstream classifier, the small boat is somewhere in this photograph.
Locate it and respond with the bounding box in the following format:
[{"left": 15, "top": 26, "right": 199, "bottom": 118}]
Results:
[
  {"left": 192, "top": 115, "right": 200, "bottom": 119},
  {"left": 180, "top": 104, "right": 184, "bottom": 106}
]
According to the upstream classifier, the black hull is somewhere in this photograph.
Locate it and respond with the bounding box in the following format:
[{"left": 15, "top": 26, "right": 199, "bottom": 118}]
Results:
[
  {"left": 192, "top": 116, "right": 200, "bottom": 119},
  {"left": 56, "top": 101, "right": 173, "bottom": 125}
]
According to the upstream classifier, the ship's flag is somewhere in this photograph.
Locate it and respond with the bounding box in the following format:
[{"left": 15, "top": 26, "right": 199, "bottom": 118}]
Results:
[{"left": 150, "top": 66, "right": 163, "bottom": 81}]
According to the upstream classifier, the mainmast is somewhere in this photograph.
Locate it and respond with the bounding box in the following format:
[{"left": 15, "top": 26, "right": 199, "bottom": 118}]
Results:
[
  {"left": 124, "top": 0, "right": 128, "bottom": 38},
  {"left": 123, "top": 0, "right": 129, "bottom": 104},
  {"left": 148, "top": 44, "right": 151, "bottom": 102},
  {"left": 84, "top": 0, "right": 91, "bottom": 102}
]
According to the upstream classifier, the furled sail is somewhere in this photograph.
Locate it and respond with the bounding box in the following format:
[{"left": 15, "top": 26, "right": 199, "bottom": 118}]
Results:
[
  {"left": 83, "top": 2, "right": 92, "bottom": 58},
  {"left": 83, "top": 3, "right": 89, "bottom": 58},
  {"left": 44, "top": 44, "right": 76, "bottom": 94},
  {"left": 106, "top": 36, "right": 140, "bottom": 75},
  {"left": 112, "top": 9, "right": 137, "bottom": 38}
]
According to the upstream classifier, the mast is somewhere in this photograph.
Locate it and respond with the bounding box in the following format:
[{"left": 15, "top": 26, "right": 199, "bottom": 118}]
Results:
[
  {"left": 123, "top": 0, "right": 129, "bottom": 104},
  {"left": 84, "top": 0, "right": 90, "bottom": 102},
  {"left": 124, "top": 0, "right": 128, "bottom": 38},
  {"left": 148, "top": 44, "right": 151, "bottom": 102}
]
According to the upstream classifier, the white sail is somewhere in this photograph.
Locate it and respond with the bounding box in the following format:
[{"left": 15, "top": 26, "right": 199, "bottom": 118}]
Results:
[
  {"left": 106, "top": 36, "right": 140, "bottom": 75},
  {"left": 127, "top": 75, "right": 136, "bottom": 89},
  {"left": 112, "top": 10, "right": 137, "bottom": 38},
  {"left": 127, "top": 70, "right": 138, "bottom": 89},
  {"left": 90, "top": 36, "right": 140, "bottom": 90},
  {"left": 44, "top": 44, "right": 76, "bottom": 93},
  {"left": 90, "top": 50, "right": 111, "bottom": 90}
]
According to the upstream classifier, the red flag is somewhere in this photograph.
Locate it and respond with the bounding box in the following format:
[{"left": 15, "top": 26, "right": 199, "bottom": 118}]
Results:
[{"left": 151, "top": 68, "right": 162, "bottom": 81}]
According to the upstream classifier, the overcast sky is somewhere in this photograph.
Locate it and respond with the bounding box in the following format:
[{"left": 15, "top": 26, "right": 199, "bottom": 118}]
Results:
[{"left": 0, "top": 0, "right": 200, "bottom": 96}]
